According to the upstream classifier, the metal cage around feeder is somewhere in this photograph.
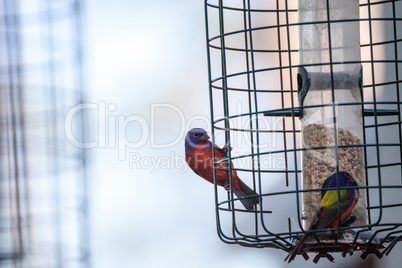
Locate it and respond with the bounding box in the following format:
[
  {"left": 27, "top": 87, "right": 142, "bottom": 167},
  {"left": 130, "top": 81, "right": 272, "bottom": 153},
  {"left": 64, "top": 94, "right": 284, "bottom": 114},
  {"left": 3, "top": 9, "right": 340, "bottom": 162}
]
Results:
[{"left": 204, "top": 0, "right": 402, "bottom": 262}]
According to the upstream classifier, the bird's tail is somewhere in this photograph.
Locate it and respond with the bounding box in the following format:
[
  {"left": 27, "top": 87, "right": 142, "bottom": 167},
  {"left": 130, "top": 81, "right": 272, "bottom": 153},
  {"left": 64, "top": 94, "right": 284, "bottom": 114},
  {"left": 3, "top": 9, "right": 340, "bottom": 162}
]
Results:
[
  {"left": 284, "top": 234, "right": 308, "bottom": 263},
  {"left": 233, "top": 178, "right": 260, "bottom": 210}
]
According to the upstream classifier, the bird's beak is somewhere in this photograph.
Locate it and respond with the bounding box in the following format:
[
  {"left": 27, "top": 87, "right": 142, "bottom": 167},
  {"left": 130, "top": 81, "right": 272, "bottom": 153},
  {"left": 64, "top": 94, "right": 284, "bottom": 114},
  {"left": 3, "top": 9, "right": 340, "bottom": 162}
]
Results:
[{"left": 201, "top": 134, "right": 210, "bottom": 140}]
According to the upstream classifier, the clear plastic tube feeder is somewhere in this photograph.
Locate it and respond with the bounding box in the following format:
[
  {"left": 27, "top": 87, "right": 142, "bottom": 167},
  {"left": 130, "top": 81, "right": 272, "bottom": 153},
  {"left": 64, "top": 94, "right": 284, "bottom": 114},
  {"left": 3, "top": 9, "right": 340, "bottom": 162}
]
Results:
[{"left": 298, "top": 0, "right": 366, "bottom": 231}]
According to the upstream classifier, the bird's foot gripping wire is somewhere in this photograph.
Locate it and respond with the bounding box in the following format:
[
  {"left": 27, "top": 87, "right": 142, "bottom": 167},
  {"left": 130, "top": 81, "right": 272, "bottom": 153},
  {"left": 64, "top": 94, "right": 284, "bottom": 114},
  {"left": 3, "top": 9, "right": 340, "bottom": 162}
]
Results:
[
  {"left": 221, "top": 144, "right": 233, "bottom": 155},
  {"left": 224, "top": 184, "right": 231, "bottom": 192}
]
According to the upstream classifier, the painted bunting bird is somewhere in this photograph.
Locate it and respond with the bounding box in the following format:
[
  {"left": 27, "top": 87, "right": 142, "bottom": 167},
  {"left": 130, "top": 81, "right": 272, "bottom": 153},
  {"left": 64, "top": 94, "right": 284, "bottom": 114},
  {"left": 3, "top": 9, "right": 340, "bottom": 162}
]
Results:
[
  {"left": 285, "top": 171, "right": 358, "bottom": 263},
  {"left": 185, "top": 128, "right": 259, "bottom": 210}
]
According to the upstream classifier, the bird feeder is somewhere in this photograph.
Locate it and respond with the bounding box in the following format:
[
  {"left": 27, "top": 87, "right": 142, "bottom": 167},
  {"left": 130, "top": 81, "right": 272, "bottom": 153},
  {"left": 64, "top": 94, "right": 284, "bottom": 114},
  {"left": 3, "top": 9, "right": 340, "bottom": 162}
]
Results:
[
  {"left": 205, "top": 0, "right": 402, "bottom": 263},
  {"left": 298, "top": 0, "right": 367, "bottom": 230}
]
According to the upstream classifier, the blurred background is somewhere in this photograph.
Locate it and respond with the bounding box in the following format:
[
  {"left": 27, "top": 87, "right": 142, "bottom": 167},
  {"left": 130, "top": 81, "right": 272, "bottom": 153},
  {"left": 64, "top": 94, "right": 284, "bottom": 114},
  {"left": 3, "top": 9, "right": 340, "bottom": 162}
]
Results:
[{"left": 1, "top": 0, "right": 401, "bottom": 267}]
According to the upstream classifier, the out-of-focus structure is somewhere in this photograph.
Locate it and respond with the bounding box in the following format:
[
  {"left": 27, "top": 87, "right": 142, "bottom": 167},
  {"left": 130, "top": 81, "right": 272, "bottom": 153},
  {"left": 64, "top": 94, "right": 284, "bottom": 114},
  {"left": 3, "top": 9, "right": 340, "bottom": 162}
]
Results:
[{"left": 0, "top": 0, "right": 90, "bottom": 267}]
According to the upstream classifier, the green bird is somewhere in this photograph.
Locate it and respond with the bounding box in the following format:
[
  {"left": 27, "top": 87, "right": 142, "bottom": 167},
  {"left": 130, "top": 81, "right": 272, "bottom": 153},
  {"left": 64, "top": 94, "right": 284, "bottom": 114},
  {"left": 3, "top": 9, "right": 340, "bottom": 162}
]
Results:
[{"left": 285, "top": 171, "right": 359, "bottom": 263}]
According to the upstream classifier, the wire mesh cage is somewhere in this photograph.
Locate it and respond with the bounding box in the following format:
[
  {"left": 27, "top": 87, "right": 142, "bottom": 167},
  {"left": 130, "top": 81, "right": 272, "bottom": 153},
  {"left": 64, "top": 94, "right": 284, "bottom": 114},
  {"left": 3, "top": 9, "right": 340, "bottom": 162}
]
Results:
[
  {"left": 204, "top": 0, "right": 402, "bottom": 262},
  {"left": 0, "top": 0, "right": 90, "bottom": 267}
]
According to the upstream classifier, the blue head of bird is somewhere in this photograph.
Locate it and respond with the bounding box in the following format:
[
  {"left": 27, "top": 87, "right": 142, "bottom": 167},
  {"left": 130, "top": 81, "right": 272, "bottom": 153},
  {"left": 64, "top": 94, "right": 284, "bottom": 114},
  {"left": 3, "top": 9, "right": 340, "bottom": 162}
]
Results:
[
  {"left": 327, "top": 171, "right": 354, "bottom": 188},
  {"left": 321, "top": 171, "right": 359, "bottom": 201},
  {"left": 185, "top": 128, "right": 210, "bottom": 151}
]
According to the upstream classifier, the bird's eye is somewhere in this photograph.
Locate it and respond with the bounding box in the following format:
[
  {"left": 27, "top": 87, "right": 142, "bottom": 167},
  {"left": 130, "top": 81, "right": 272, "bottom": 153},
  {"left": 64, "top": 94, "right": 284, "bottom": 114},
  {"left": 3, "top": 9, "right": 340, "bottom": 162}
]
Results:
[{"left": 193, "top": 133, "right": 200, "bottom": 138}]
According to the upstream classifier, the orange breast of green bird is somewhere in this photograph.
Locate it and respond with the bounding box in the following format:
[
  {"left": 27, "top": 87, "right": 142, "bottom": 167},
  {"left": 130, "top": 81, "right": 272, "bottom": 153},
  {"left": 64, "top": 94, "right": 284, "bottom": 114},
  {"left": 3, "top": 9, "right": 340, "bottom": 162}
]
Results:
[{"left": 328, "top": 198, "right": 356, "bottom": 228}]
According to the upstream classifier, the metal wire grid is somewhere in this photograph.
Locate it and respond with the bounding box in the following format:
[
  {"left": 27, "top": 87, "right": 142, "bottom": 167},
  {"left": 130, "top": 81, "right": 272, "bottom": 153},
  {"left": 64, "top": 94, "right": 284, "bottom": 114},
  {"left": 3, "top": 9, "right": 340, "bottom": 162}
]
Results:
[
  {"left": 0, "top": 0, "right": 90, "bottom": 267},
  {"left": 204, "top": 0, "right": 402, "bottom": 256}
]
